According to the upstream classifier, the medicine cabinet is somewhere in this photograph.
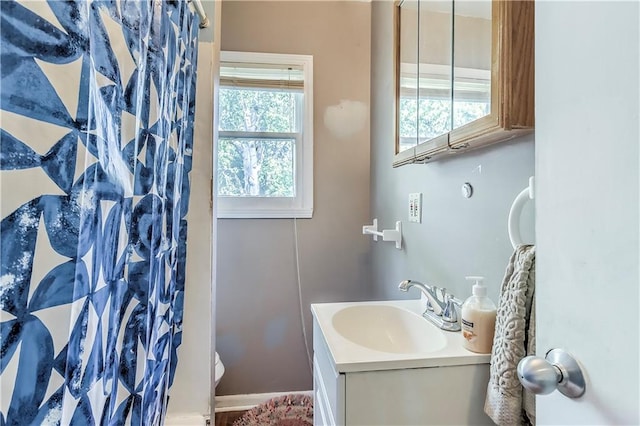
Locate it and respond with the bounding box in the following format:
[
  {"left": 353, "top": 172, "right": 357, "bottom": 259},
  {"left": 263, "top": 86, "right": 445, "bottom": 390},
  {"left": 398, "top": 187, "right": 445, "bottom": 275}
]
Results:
[{"left": 394, "top": 0, "right": 534, "bottom": 166}]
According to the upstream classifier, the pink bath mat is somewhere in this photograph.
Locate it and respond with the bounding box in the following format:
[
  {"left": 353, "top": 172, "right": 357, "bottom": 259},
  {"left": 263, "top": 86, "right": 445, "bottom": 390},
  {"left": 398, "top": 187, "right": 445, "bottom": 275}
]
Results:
[{"left": 232, "top": 394, "right": 313, "bottom": 426}]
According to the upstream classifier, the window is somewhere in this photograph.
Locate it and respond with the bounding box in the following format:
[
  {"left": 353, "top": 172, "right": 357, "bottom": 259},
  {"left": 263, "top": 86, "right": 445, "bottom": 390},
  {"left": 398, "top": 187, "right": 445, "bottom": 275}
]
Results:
[
  {"left": 397, "top": 63, "right": 490, "bottom": 152},
  {"left": 217, "top": 51, "right": 313, "bottom": 218}
]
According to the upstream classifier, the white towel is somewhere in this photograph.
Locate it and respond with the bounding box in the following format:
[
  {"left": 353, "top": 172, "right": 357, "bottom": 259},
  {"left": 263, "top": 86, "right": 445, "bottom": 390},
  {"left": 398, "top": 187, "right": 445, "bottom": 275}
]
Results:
[{"left": 484, "top": 245, "right": 536, "bottom": 426}]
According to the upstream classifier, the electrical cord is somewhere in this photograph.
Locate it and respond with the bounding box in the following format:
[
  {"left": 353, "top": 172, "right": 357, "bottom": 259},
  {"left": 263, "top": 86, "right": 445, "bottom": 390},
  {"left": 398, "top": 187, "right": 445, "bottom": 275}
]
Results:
[{"left": 294, "top": 217, "right": 313, "bottom": 375}]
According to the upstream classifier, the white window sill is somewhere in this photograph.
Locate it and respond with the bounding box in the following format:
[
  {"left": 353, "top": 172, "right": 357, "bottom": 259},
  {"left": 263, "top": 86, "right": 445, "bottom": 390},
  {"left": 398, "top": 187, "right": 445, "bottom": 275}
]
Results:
[{"left": 217, "top": 208, "right": 313, "bottom": 219}]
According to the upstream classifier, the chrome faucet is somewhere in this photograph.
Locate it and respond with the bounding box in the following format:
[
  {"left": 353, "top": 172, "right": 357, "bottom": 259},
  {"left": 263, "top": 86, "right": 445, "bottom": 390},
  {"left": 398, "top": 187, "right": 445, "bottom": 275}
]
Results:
[
  {"left": 398, "top": 280, "right": 446, "bottom": 315},
  {"left": 398, "top": 280, "right": 462, "bottom": 332}
]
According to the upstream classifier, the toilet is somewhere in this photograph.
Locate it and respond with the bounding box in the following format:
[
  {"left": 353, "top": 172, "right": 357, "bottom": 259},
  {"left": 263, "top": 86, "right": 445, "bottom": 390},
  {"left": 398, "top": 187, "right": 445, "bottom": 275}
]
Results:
[{"left": 214, "top": 352, "right": 225, "bottom": 387}]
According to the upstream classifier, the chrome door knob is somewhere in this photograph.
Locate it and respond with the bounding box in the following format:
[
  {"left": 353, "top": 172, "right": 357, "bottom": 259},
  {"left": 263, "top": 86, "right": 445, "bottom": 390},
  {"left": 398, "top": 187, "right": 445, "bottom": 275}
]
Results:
[
  {"left": 517, "top": 348, "right": 586, "bottom": 398},
  {"left": 517, "top": 356, "right": 559, "bottom": 395}
]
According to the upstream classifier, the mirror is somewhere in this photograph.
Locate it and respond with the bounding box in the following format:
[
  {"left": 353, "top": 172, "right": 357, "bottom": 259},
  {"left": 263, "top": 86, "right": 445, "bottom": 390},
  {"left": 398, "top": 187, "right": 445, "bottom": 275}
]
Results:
[
  {"left": 394, "top": 0, "right": 534, "bottom": 166},
  {"left": 396, "top": 0, "right": 419, "bottom": 154},
  {"left": 396, "top": 0, "right": 454, "bottom": 155},
  {"left": 418, "top": 0, "right": 453, "bottom": 145},
  {"left": 452, "top": 1, "right": 491, "bottom": 129}
]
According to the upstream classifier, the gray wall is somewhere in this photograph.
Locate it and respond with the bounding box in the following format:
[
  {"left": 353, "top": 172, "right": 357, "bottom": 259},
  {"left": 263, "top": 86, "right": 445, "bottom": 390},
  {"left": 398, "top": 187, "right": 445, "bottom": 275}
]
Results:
[
  {"left": 370, "top": 1, "right": 535, "bottom": 304},
  {"left": 216, "top": 1, "right": 372, "bottom": 395},
  {"left": 216, "top": 0, "right": 535, "bottom": 397}
]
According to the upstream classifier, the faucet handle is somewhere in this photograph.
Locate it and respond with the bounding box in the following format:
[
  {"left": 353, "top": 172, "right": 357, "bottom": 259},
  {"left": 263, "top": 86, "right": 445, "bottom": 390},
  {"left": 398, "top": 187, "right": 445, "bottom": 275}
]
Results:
[
  {"left": 425, "top": 298, "right": 434, "bottom": 311},
  {"left": 442, "top": 293, "right": 463, "bottom": 324}
]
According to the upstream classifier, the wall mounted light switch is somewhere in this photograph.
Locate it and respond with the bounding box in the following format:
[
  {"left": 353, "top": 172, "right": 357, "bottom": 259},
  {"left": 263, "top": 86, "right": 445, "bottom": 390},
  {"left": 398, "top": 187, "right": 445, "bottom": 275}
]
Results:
[{"left": 408, "top": 193, "right": 422, "bottom": 223}]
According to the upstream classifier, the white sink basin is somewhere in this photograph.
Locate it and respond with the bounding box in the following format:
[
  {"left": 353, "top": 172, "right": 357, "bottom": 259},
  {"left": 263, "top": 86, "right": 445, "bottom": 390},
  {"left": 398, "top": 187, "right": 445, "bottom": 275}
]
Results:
[
  {"left": 331, "top": 304, "right": 446, "bottom": 354},
  {"left": 311, "top": 300, "right": 490, "bottom": 373}
]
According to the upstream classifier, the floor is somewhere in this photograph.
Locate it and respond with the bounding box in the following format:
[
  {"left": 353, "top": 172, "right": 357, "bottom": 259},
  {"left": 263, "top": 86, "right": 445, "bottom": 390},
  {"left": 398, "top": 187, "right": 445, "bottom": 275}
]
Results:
[{"left": 213, "top": 410, "right": 246, "bottom": 426}]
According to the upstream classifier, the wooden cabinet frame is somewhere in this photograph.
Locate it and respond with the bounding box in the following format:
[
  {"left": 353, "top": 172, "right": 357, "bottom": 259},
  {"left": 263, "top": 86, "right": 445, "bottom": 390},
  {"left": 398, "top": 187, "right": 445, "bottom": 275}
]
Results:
[{"left": 394, "top": 0, "right": 534, "bottom": 167}]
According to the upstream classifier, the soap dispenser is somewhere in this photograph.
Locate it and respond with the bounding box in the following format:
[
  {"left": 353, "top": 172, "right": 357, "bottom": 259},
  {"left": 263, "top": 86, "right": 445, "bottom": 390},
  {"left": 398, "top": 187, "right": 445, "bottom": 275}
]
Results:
[{"left": 461, "top": 276, "right": 497, "bottom": 354}]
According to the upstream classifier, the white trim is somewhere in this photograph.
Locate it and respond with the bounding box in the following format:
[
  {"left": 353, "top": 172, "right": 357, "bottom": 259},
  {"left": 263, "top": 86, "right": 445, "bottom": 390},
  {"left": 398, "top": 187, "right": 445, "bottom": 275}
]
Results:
[
  {"left": 164, "top": 414, "right": 208, "bottom": 426},
  {"left": 217, "top": 208, "right": 312, "bottom": 219},
  {"left": 221, "top": 51, "right": 313, "bottom": 69},
  {"left": 219, "top": 131, "right": 299, "bottom": 139},
  {"left": 217, "top": 193, "right": 311, "bottom": 218},
  {"left": 214, "top": 391, "right": 314, "bottom": 413}
]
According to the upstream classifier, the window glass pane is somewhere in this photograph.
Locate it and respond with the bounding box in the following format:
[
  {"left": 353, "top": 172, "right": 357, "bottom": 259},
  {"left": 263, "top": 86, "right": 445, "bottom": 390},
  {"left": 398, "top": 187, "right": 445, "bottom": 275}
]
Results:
[
  {"left": 219, "top": 88, "right": 299, "bottom": 132},
  {"left": 399, "top": 73, "right": 453, "bottom": 147},
  {"left": 453, "top": 100, "right": 490, "bottom": 128},
  {"left": 217, "top": 138, "right": 295, "bottom": 197},
  {"left": 398, "top": 97, "right": 417, "bottom": 152},
  {"left": 418, "top": 97, "right": 452, "bottom": 140}
]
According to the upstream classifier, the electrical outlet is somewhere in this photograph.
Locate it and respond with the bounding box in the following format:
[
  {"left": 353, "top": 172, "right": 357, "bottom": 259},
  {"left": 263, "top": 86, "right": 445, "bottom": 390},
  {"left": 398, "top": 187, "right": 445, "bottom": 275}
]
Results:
[{"left": 408, "top": 193, "right": 422, "bottom": 223}]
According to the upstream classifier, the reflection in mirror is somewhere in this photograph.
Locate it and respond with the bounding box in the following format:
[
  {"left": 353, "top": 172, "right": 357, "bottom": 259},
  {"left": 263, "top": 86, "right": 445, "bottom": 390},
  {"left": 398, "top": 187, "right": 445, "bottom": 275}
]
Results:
[
  {"left": 453, "top": 1, "right": 492, "bottom": 129},
  {"left": 393, "top": 0, "right": 533, "bottom": 167},
  {"left": 396, "top": 0, "right": 419, "bottom": 154},
  {"left": 418, "top": 0, "right": 453, "bottom": 144}
]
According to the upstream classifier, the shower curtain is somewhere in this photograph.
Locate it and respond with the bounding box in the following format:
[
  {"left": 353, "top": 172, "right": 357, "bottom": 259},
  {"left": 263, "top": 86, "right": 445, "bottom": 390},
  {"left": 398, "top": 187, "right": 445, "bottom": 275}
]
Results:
[{"left": 0, "top": 1, "right": 200, "bottom": 424}]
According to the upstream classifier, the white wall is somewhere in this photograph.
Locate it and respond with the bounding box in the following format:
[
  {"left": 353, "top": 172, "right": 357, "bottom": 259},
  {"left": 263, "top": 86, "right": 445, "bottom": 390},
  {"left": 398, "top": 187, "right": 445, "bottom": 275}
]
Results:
[{"left": 167, "top": 0, "right": 220, "bottom": 419}]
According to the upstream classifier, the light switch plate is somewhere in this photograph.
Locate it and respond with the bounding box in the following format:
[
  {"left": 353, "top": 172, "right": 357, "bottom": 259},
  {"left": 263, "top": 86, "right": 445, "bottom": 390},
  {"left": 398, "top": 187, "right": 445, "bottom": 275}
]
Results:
[{"left": 408, "top": 192, "right": 422, "bottom": 223}]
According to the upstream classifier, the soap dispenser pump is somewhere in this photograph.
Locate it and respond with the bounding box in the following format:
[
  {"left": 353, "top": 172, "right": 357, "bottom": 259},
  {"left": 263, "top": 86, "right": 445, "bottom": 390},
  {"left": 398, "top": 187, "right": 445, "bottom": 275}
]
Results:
[{"left": 461, "top": 276, "right": 497, "bottom": 354}]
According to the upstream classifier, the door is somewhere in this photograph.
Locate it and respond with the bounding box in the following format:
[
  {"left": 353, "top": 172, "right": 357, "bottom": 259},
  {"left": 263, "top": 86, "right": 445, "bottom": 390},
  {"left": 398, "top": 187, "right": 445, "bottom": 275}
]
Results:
[{"left": 535, "top": 1, "right": 639, "bottom": 424}]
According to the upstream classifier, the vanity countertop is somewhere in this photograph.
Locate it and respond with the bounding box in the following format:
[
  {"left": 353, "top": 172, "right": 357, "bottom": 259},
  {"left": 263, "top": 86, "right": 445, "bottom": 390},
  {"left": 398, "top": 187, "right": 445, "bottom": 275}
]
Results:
[{"left": 311, "top": 299, "right": 491, "bottom": 373}]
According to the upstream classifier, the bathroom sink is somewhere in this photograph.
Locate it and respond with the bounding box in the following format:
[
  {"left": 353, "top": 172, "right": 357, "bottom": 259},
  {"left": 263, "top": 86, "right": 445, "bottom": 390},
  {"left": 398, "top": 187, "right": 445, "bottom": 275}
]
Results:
[
  {"left": 331, "top": 304, "right": 446, "bottom": 354},
  {"left": 311, "top": 299, "right": 490, "bottom": 372}
]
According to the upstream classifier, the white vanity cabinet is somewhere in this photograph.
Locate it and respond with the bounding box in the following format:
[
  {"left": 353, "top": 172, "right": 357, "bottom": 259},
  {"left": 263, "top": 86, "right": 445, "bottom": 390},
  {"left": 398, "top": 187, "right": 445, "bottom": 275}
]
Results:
[
  {"left": 313, "top": 321, "right": 345, "bottom": 425},
  {"left": 312, "top": 301, "right": 494, "bottom": 426}
]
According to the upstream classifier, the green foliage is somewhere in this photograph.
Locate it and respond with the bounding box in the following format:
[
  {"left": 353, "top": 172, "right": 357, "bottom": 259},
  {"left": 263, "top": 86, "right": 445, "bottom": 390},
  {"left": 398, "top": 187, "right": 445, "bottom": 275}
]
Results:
[
  {"left": 399, "top": 96, "right": 489, "bottom": 141},
  {"left": 453, "top": 101, "right": 490, "bottom": 128},
  {"left": 219, "top": 87, "right": 297, "bottom": 132},
  {"left": 418, "top": 98, "right": 451, "bottom": 139},
  {"left": 218, "top": 87, "right": 298, "bottom": 196},
  {"left": 217, "top": 138, "right": 294, "bottom": 197},
  {"left": 259, "top": 140, "right": 294, "bottom": 196},
  {"left": 217, "top": 138, "right": 242, "bottom": 196}
]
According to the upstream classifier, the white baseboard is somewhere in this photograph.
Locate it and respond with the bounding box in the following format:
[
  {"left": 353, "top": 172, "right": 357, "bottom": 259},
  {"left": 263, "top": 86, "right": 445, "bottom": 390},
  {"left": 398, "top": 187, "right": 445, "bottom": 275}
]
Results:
[
  {"left": 164, "top": 414, "right": 209, "bottom": 426},
  {"left": 214, "top": 390, "right": 313, "bottom": 413}
]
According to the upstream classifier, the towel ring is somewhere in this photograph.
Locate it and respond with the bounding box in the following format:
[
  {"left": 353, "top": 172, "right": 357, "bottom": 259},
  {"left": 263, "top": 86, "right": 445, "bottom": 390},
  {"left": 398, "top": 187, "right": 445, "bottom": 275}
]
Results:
[{"left": 508, "top": 176, "right": 535, "bottom": 249}]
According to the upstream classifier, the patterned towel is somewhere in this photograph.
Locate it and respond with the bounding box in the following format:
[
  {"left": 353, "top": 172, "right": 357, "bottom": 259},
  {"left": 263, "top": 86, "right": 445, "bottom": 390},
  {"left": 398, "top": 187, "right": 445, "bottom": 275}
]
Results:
[{"left": 484, "top": 245, "right": 536, "bottom": 425}]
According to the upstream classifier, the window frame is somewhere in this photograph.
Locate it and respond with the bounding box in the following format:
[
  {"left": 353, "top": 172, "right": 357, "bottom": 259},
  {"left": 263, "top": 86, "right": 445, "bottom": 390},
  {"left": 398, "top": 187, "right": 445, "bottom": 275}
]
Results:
[{"left": 216, "top": 51, "right": 314, "bottom": 219}]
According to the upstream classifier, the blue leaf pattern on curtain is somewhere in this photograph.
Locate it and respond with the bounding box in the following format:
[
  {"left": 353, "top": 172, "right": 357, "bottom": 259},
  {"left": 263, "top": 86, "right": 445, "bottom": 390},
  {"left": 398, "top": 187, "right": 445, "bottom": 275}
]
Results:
[{"left": 0, "top": 0, "right": 200, "bottom": 424}]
